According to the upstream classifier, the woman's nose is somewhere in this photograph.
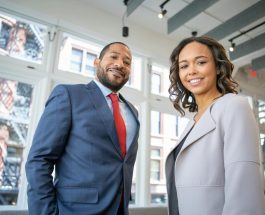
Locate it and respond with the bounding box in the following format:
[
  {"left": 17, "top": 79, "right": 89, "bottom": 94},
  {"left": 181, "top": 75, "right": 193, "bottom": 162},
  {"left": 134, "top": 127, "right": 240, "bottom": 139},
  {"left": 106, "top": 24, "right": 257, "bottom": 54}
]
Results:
[{"left": 188, "top": 66, "right": 198, "bottom": 75}]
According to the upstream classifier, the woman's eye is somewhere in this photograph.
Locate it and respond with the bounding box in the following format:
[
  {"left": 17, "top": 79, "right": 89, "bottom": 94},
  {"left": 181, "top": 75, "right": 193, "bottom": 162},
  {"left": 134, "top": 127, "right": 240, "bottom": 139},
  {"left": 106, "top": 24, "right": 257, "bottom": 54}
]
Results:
[
  {"left": 179, "top": 65, "right": 187, "bottom": 70},
  {"left": 198, "top": 61, "right": 206, "bottom": 65}
]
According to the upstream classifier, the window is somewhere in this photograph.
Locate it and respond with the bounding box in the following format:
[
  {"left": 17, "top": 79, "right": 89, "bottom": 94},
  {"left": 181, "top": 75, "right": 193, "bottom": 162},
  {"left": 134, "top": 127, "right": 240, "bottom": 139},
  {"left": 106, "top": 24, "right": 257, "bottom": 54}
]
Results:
[
  {"left": 151, "top": 111, "right": 161, "bottom": 135},
  {"left": 149, "top": 111, "right": 190, "bottom": 205},
  {"left": 258, "top": 100, "right": 265, "bottom": 124},
  {"left": 58, "top": 33, "right": 102, "bottom": 77},
  {"left": 0, "top": 12, "right": 47, "bottom": 64},
  {"left": 130, "top": 164, "right": 136, "bottom": 205},
  {"left": 150, "top": 148, "right": 161, "bottom": 181},
  {"left": 0, "top": 77, "right": 33, "bottom": 205},
  {"left": 151, "top": 64, "right": 170, "bottom": 97},
  {"left": 126, "top": 55, "right": 142, "bottom": 90},
  {"left": 129, "top": 105, "right": 139, "bottom": 206},
  {"left": 150, "top": 159, "right": 160, "bottom": 181},
  {"left": 85, "top": 52, "right": 97, "bottom": 76},
  {"left": 69, "top": 47, "right": 97, "bottom": 75},
  {"left": 151, "top": 73, "right": 161, "bottom": 94},
  {"left": 258, "top": 100, "right": 265, "bottom": 180},
  {"left": 150, "top": 146, "right": 164, "bottom": 204},
  {"left": 70, "top": 48, "right": 82, "bottom": 72}
]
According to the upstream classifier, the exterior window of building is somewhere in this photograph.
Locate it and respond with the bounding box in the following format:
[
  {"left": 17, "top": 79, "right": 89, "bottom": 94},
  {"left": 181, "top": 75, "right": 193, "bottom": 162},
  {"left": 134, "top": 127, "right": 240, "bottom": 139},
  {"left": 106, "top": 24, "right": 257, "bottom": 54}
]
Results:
[
  {"left": 260, "top": 133, "right": 265, "bottom": 178},
  {"left": 130, "top": 164, "right": 136, "bottom": 205},
  {"left": 0, "top": 12, "right": 47, "bottom": 64},
  {"left": 85, "top": 52, "right": 97, "bottom": 76},
  {"left": 151, "top": 73, "right": 161, "bottom": 95},
  {"left": 151, "top": 64, "right": 170, "bottom": 97},
  {"left": 150, "top": 159, "right": 160, "bottom": 181},
  {"left": 126, "top": 55, "right": 142, "bottom": 90},
  {"left": 129, "top": 105, "right": 138, "bottom": 205},
  {"left": 70, "top": 48, "right": 82, "bottom": 72},
  {"left": 258, "top": 100, "right": 265, "bottom": 181},
  {"left": 258, "top": 100, "right": 265, "bottom": 124},
  {"left": 166, "top": 114, "right": 178, "bottom": 137},
  {"left": 0, "top": 77, "right": 33, "bottom": 205},
  {"left": 151, "top": 111, "right": 161, "bottom": 135},
  {"left": 150, "top": 112, "right": 190, "bottom": 205},
  {"left": 58, "top": 33, "right": 102, "bottom": 77},
  {"left": 150, "top": 146, "right": 165, "bottom": 204},
  {"left": 150, "top": 148, "right": 161, "bottom": 181}
]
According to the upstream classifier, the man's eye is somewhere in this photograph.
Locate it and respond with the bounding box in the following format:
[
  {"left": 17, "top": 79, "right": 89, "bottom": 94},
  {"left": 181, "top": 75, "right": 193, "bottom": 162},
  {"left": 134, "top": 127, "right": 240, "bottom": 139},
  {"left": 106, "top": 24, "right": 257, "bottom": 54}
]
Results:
[
  {"left": 124, "top": 61, "right": 131, "bottom": 66},
  {"left": 111, "top": 55, "right": 118, "bottom": 59}
]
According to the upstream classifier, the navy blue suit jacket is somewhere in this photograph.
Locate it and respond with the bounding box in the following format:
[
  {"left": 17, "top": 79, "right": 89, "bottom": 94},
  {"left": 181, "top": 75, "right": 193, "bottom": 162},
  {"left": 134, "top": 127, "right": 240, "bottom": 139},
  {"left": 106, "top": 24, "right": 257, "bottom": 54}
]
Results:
[{"left": 25, "top": 81, "right": 140, "bottom": 215}]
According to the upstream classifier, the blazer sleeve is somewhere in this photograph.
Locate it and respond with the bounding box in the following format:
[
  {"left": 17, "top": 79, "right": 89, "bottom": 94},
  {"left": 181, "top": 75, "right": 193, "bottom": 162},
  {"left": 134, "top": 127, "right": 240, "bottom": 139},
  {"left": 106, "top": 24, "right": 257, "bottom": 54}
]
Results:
[
  {"left": 222, "top": 96, "right": 265, "bottom": 214},
  {"left": 25, "top": 85, "right": 72, "bottom": 215}
]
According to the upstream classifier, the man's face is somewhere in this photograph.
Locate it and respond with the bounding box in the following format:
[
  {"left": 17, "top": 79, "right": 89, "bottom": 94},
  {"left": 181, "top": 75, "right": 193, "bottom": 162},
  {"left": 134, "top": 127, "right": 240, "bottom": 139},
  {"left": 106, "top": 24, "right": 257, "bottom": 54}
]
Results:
[{"left": 95, "top": 44, "right": 132, "bottom": 92}]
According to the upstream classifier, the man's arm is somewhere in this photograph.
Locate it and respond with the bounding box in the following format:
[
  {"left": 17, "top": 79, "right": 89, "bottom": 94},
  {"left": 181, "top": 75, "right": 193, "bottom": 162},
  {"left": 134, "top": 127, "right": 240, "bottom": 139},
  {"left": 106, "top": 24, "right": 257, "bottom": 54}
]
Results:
[{"left": 25, "top": 85, "right": 71, "bottom": 215}]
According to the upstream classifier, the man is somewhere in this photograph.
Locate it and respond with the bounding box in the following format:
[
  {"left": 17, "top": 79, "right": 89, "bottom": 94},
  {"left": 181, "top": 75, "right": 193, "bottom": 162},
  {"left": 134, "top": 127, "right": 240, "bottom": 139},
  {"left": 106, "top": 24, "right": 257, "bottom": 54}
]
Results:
[{"left": 26, "top": 42, "right": 140, "bottom": 215}]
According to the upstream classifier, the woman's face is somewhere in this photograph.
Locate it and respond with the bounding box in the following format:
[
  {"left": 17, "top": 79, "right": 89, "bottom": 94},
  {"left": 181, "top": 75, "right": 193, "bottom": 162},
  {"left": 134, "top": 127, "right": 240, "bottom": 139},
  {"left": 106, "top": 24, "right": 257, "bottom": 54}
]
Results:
[{"left": 178, "top": 41, "right": 219, "bottom": 98}]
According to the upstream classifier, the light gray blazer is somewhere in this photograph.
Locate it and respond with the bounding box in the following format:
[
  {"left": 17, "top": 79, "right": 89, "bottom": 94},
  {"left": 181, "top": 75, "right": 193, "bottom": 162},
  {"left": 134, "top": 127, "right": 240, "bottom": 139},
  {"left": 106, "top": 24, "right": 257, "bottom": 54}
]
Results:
[{"left": 166, "top": 93, "right": 265, "bottom": 215}]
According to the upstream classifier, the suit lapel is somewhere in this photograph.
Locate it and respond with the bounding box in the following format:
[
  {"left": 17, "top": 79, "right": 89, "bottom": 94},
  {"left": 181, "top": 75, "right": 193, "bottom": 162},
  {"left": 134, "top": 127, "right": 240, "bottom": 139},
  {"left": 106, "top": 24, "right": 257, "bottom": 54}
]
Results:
[
  {"left": 86, "top": 82, "right": 123, "bottom": 158},
  {"left": 119, "top": 94, "right": 140, "bottom": 153},
  {"left": 119, "top": 94, "right": 139, "bottom": 125}
]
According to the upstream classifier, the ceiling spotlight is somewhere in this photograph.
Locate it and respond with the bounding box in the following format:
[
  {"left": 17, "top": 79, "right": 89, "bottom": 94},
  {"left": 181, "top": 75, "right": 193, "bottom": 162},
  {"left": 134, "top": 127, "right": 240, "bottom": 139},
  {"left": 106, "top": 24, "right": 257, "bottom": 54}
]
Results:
[
  {"left": 158, "top": 9, "right": 167, "bottom": 19},
  {"left": 158, "top": 0, "right": 170, "bottom": 19},
  {"left": 229, "top": 42, "right": 235, "bottom": 52},
  {"left": 191, "top": 31, "right": 198, "bottom": 37}
]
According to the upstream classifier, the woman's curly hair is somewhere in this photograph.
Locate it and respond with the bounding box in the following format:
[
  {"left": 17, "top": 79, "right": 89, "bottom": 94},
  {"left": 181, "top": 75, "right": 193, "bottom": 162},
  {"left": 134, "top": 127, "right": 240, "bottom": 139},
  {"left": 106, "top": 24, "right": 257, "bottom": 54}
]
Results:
[{"left": 168, "top": 36, "right": 238, "bottom": 116}]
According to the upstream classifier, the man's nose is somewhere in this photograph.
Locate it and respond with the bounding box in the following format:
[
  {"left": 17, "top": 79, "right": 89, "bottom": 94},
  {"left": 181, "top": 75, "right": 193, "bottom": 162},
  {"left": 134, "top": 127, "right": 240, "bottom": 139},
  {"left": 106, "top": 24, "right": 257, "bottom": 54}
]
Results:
[{"left": 114, "top": 58, "right": 124, "bottom": 67}]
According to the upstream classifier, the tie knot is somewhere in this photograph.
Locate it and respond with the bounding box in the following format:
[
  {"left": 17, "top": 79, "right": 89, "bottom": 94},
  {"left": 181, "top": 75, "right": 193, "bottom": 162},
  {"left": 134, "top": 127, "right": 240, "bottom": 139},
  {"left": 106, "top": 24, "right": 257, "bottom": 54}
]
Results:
[{"left": 109, "top": 93, "right": 119, "bottom": 103}]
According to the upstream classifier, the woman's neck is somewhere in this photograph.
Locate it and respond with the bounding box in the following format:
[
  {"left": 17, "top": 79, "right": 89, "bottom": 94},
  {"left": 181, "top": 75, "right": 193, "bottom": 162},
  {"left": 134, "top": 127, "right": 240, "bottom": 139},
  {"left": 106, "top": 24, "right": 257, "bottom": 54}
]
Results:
[{"left": 194, "top": 92, "right": 222, "bottom": 122}]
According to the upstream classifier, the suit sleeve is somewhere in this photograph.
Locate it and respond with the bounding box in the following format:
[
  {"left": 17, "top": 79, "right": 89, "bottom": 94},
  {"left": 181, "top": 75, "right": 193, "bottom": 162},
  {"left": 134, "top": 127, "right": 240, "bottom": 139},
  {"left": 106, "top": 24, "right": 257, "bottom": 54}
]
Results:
[
  {"left": 25, "top": 85, "right": 71, "bottom": 215},
  {"left": 222, "top": 96, "right": 265, "bottom": 214}
]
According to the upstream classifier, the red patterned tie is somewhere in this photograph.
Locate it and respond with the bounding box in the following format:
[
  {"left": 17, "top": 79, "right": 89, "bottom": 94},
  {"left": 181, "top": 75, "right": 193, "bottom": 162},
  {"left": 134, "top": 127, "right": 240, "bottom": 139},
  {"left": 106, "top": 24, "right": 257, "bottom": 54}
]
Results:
[{"left": 109, "top": 93, "right": 126, "bottom": 157}]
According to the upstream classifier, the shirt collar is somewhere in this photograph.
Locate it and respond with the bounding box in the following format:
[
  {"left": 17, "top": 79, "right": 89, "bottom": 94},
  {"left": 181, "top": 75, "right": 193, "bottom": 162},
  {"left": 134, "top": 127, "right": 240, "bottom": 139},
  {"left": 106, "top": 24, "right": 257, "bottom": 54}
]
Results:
[{"left": 93, "top": 79, "right": 120, "bottom": 98}]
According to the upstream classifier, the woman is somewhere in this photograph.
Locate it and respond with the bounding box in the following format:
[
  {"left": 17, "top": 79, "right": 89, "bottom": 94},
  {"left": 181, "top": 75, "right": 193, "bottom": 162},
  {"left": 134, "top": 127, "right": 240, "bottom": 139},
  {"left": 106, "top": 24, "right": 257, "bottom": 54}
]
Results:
[{"left": 166, "top": 36, "right": 265, "bottom": 215}]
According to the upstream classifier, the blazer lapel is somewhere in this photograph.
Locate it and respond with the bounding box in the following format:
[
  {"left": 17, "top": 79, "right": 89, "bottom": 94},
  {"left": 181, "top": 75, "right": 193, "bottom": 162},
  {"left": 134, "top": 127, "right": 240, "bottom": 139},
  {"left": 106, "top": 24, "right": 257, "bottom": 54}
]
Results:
[
  {"left": 86, "top": 82, "right": 123, "bottom": 158},
  {"left": 168, "top": 120, "right": 195, "bottom": 156},
  {"left": 180, "top": 107, "right": 216, "bottom": 153}
]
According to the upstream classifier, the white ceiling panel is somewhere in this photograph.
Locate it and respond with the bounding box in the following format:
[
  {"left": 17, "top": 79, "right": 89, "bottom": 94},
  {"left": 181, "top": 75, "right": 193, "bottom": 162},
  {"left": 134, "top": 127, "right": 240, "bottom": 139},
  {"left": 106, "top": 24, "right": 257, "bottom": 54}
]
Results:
[
  {"left": 206, "top": 0, "right": 260, "bottom": 22},
  {"left": 184, "top": 12, "right": 222, "bottom": 35}
]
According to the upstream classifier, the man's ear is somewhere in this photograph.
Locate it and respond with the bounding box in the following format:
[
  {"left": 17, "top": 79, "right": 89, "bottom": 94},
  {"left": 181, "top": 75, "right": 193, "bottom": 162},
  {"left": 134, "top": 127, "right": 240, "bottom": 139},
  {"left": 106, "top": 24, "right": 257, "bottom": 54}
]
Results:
[{"left": 94, "top": 58, "right": 100, "bottom": 67}]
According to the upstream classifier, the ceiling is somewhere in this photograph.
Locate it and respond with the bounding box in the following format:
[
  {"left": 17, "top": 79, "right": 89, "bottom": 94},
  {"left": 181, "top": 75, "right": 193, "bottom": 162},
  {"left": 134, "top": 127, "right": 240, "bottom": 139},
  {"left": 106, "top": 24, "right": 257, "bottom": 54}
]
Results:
[{"left": 86, "top": 0, "right": 265, "bottom": 97}]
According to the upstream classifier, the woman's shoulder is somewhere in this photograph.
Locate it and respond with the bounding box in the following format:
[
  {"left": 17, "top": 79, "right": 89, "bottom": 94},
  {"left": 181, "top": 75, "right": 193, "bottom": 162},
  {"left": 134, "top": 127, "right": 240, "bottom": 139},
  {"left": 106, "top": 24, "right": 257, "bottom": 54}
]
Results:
[
  {"left": 213, "top": 93, "right": 251, "bottom": 115},
  {"left": 216, "top": 93, "right": 248, "bottom": 105}
]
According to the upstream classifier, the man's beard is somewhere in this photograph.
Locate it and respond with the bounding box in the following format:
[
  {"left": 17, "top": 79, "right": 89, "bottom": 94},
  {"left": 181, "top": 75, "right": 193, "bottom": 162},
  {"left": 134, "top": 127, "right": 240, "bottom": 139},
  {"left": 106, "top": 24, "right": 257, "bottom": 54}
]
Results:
[{"left": 96, "top": 68, "right": 128, "bottom": 92}]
